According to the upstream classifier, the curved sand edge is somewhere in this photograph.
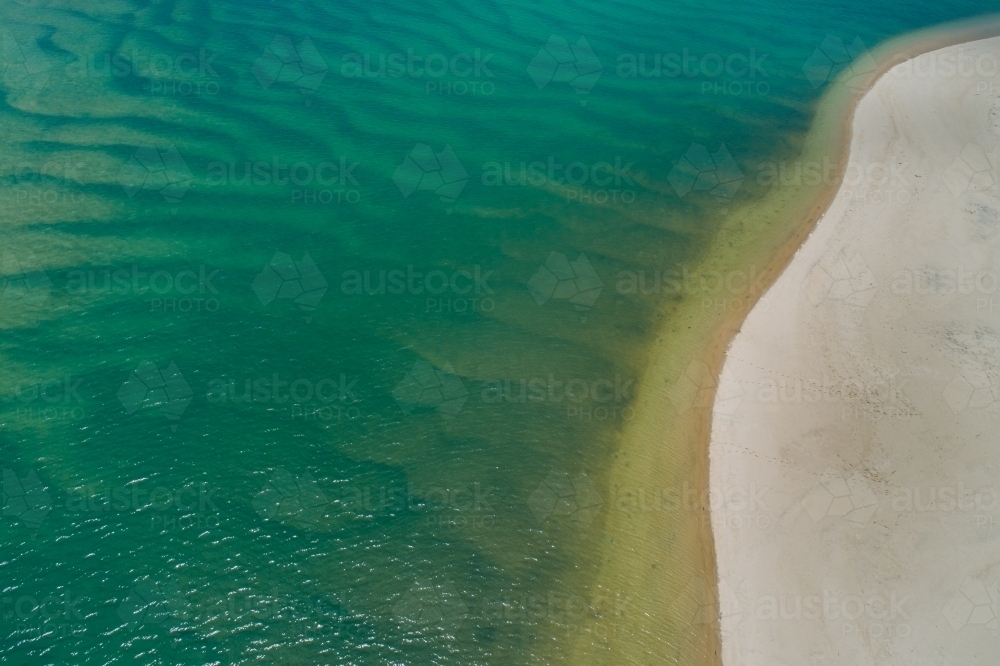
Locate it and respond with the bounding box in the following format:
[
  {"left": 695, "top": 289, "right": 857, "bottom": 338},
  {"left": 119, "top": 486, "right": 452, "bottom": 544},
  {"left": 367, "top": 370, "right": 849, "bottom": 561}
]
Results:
[
  {"left": 710, "top": 27, "right": 1000, "bottom": 666},
  {"left": 560, "top": 14, "right": 1000, "bottom": 666}
]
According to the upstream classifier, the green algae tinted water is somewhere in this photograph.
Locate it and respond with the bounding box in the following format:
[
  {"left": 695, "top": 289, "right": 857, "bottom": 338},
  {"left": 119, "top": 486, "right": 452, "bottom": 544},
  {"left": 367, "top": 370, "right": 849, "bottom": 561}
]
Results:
[{"left": 0, "top": 0, "right": 996, "bottom": 663}]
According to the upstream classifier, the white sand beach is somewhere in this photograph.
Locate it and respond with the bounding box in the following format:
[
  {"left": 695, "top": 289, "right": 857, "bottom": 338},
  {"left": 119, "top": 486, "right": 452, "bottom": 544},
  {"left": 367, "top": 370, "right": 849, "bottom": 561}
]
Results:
[{"left": 710, "top": 35, "right": 1000, "bottom": 665}]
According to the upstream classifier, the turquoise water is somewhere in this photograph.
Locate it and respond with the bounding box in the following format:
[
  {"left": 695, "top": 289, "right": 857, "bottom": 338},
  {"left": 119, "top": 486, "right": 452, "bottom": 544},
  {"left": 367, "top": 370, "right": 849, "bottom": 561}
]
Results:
[{"left": 0, "top": 0, "right": 996, "bottom": 663}]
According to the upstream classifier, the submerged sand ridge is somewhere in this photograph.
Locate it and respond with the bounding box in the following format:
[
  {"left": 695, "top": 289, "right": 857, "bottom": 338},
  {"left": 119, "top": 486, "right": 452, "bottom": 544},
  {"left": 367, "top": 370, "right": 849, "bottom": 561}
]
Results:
[{"left": 711, "top": 34, "right": 1000, "bottom": 665}]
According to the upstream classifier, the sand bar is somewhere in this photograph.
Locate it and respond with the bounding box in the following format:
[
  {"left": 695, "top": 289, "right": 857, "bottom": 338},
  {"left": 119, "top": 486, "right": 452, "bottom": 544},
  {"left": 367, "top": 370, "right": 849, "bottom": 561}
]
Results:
[{"left": 711, "top": 31, "right": 1000, "bottom": 666}]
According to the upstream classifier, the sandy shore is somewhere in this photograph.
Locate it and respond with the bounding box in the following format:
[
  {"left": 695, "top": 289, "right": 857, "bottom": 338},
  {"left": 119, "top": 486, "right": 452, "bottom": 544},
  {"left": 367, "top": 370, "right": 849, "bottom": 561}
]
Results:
[
  {"left": 563, "top": 17, "right": 1000, "bottom": 666},
  {"left": 710, "top": 33, "right": 1000, "bottom": 666}
]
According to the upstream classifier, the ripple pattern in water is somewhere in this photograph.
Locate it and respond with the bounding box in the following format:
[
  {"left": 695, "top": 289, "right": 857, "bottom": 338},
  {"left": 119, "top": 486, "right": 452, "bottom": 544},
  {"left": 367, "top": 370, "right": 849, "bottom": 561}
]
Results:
[{"left": 0, "top": 0, "right": 995, "bottom": 663}]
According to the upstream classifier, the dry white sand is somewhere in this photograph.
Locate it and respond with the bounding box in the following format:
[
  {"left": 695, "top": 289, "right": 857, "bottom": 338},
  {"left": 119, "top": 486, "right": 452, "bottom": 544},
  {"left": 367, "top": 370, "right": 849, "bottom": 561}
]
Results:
[{"left": 710, "top": 36, "right": 1000, "bottom": 665}]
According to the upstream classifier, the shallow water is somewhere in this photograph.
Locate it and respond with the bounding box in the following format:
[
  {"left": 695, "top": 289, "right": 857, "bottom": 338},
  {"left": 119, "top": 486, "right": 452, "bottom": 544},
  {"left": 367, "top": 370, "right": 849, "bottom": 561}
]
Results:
[{"left": 0, "top": 0, "right": 996, "bottom": 663}]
